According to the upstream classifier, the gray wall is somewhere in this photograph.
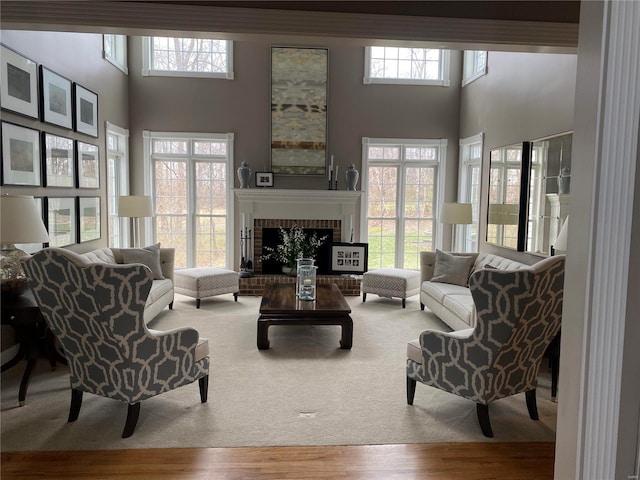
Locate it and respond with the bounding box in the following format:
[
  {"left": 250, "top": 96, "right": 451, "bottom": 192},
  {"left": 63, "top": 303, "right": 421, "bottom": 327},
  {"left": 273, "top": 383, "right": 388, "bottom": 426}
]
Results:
[
  {"left": 1, "top": 30, "right": 129, "bottom": 252},
  {"left": 459, "top": 51, "right": 577, "bottom": 261},
  {"left": 127, "top": 37, "right": 462, "bottom": 193}
]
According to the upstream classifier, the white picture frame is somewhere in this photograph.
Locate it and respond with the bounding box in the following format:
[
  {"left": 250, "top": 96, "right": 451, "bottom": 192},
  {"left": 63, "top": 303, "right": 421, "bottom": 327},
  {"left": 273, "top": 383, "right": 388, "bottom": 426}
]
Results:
[
  {"left": 43, "top": 132, "right": 75, "bottom": 188},
  {"left": 1, "top": 44, "right": 39, "bottom": 119},
  {"left": 46, "top": 196, "right": 77, "bottom": 247},
  {"left": 76, "top": 141, "right": 100, "bottom": 188}
]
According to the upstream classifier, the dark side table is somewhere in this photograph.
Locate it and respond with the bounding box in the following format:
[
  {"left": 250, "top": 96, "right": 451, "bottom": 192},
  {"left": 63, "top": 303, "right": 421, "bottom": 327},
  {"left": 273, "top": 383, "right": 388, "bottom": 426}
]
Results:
[{"left": 1, "top": 289, "right": 65, "bottom": 406}]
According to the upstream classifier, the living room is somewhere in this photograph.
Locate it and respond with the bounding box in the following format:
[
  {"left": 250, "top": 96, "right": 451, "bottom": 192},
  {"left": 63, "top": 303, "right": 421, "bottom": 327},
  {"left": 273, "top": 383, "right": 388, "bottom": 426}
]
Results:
[{"left": 1, "top": 1, "right": 639, "bottom": 479}]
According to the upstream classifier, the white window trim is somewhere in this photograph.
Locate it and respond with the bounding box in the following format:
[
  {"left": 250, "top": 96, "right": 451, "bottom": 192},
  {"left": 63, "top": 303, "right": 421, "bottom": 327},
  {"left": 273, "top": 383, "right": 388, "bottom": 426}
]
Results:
[
  {"left": 363, "top": 47, "right": 450, "bottom": 86},
  {"left": 103, "top": 34, "right": 128, "bottom": 74},
  {"left": 458, "top": 132, "right": 484, "bottom": 252},
  {"left": 143, "top": 130, "right": 235, "bottom": 269},
  {"left": 362, "top": 136, "right": 448, "bottom": 267},
  {"left": 141, "top": 37, "right": 234, "bottom": 79},
  {"left": 105, "top": 121, "right": 130, "bottom": 247},
  {"left": 462, "top": 51, "right": 488, "bottom": 87}
]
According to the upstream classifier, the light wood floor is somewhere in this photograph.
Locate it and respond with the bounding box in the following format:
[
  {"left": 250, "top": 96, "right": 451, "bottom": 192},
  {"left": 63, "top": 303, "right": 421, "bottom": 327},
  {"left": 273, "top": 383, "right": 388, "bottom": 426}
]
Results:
[{"left": 1, "top": 443, "right": 554, "bottom": 480}]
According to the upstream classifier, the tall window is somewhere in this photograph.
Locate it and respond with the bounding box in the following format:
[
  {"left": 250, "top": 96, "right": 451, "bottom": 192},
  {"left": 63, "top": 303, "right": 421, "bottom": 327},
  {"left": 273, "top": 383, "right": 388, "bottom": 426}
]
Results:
[
  {"left": 364, "top": 46, "right": 450, "bottom": 86},
  {"left": 363, "top": 138, "right": 446, "bottom": 270},
  {"left": 142, "top": 36, "right": 234, "bottom": 79},
  {"left": 145, "top": 132, "right": 234, "bottom": 269},
  {"left": 106, "top": 123, "right": 130, "bottom": 247},
  {"left": 458, "top": 133, "right": 484, "bottom": 252},
  {"left": 103, "top": 34, "right": 128, "bottom": 73},
  {"left": 487, "top": 145, "right": 522, "bottom": 249},
  {"left": 462, "top": 50, "right": 487, "bottom": 86}
]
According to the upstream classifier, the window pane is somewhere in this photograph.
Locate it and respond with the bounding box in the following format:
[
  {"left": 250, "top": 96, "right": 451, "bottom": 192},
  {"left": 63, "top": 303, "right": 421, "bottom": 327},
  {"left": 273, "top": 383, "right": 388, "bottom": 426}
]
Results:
[
  {"left": 368, "top": 47, "right": 445, "bottom": 82},
  {"left": 151, "top": 36, "right": 228, "bottom": 73}
]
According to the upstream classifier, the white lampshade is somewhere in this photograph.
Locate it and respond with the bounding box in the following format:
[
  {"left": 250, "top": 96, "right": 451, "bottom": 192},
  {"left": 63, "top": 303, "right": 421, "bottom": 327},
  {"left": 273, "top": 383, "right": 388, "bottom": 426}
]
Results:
[
  {"left": 0, "top": 194, "right": 50, "bottom": 245},
  {"left": 440, "top": 203, "right": 472, "bottom": 225},
  {"left": 488, "top": 203, "right": 520, "bottom": 225},
  {"left": 554, "top": 215, "right": 569, "bottom": 252},
  {"left": 118, "top": 195, "right": 153, "bottom": 218}
]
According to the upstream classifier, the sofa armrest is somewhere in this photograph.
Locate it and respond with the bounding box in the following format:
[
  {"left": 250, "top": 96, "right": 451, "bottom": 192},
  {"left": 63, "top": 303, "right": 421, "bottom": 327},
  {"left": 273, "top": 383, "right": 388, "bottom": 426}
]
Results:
[{"left": 159, "top": 248, "right": 175, "bottom": 281}]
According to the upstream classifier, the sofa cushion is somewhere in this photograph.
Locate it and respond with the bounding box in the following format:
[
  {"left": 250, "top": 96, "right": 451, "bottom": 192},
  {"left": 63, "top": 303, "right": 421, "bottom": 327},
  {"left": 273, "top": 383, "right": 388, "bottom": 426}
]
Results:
[
  {"left": 121, "top": 244, "right": 165, "bottom": 280},
  {"left": 431, "top": 250, "right": 475, "bottom": 286},
  {"left": 421, "top": 281, "right": 471, "bottom": 304},
  {"left": 442, "top": 294, "right": 476, "bottom": 325},
  {"left": 473, "top": 253, "right": 529, "bottom": 273},
  {"left": 147, "top": 279, "right": 173, "bottom": 305}
]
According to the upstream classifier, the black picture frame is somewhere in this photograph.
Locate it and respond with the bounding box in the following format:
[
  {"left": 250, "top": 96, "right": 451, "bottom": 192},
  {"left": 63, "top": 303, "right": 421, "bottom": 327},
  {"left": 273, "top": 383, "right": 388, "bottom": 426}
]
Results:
[
  {"left": 45, "top": 196, "right": 77, "bottom": 247},
  {"left": 43, "top": 132, "right": 75, "bottom": 187},
  {"left": 1, "top": 121, "right": 41, "bottom": 186},
  {"left": 76, "top": 141, "right": 99, "bottom": 188},
  {"left": 330, "top": 242, "right": 368, "bottom": 274},
  {"left": 78, "top": 196, "right": 101, "bottom": 243},
  {"left": 1, "top": 44, "right": 39, "bottom": 119},
  {"left": 40, "top": 66, "right": 73, "bottom": 129},
  {"left": 73, "top": 83, "right": 98, "bottom": 137},
  {"left": 255, "top": 171, "right": 274, "bottom": 187}
]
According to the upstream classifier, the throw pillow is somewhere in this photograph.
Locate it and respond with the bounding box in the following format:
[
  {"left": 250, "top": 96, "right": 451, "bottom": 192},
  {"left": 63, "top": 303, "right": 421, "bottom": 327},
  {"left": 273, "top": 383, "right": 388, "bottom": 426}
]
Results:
[
  {"left": 120, "top": 243, "right": 164, "bottom": 280},
  {"left": 431, "top": 249, "right": 475, "bottom": 287}
]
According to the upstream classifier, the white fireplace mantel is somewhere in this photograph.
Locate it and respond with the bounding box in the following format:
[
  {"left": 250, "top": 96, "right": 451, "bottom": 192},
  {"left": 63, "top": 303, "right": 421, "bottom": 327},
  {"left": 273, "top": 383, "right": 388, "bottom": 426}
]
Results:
[{"left": 235, "top": 189, "right": 362, "bottom": 241}]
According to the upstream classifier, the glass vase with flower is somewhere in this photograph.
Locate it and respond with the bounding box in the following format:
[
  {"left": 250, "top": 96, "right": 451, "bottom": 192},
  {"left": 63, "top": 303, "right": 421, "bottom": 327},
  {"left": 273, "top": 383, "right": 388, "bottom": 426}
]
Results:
[{"left": 261, "top": 225, "right": 328, "bottom": 276}]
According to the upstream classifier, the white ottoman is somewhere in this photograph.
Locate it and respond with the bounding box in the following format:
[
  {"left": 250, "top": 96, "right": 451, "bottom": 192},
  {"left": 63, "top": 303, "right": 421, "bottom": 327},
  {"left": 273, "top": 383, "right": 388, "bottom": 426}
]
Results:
[
  {"left": 362, "top": 268, "right": 421, "bottom": 308},
  {"left": 174, "top": 267, "right": 239, "bottom": 308}
]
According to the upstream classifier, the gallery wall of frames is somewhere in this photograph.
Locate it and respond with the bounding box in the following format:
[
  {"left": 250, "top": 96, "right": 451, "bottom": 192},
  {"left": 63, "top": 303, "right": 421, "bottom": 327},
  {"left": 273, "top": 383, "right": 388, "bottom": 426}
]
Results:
[{"left": 1, "top": 43, "right": 101, "bottom": 249}]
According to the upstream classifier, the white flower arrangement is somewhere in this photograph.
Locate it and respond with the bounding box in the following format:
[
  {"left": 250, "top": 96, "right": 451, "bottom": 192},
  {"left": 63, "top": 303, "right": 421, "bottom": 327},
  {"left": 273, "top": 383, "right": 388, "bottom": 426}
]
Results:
[{"left": 262, "top": 225, "right": 328, "bottom": 269}]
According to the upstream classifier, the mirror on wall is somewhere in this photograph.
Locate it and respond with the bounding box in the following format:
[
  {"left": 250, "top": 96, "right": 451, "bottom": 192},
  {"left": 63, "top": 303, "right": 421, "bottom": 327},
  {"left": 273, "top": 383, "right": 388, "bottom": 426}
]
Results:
[
  {"left": 486, "top": 142, "right": 529, "bottom": 250},
  {"left": 526, "top": 132, "right": 572, "bottom": 255}
]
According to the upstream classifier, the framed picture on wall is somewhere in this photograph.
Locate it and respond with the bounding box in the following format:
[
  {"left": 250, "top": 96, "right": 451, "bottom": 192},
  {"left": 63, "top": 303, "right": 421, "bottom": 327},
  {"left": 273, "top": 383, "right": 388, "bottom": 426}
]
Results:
[
  {"left": 78, "top": 196, "right": 101, "bottom": 243},
  {"left": 43, "top": 132, "right": 75, "bottom": 187},
  {"left": 76, "top": 141, "right": 99, "bottom": 188},
  {"left": 40, "top": 66, "right": 72, "bottom": 129},
  {"left": 1, "top": 121, "right": 41, "bottom": 186},
  {"left": 46, "top": 196, "right": 77, "bottom": 247},
  {"left": 330, "top": 242, "right": 368, "bottom": 274},
  {"left": 73, "top": 83, "right": 98, "bottom": 137},
  {"left": 255, "top": 171, "right": 274, "bottom": 187},
  {"left": 1, "top": 44, "right": 39, "bottom": 119}
]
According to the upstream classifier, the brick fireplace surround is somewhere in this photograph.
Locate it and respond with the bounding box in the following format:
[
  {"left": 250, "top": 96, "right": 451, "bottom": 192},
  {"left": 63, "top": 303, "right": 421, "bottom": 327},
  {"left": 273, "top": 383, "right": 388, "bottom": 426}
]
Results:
[{"left": 235, "top": 189, "right": 362, "bottom": 296}]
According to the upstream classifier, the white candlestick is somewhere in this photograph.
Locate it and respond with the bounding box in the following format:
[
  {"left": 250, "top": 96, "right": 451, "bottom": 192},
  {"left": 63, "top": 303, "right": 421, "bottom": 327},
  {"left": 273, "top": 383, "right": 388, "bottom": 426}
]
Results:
[
  {"left": 242, "top": 213, "right": 246, "bottom": 232},
  {"left": 335, "top": 165, "right": 339, "bottom": 180}
]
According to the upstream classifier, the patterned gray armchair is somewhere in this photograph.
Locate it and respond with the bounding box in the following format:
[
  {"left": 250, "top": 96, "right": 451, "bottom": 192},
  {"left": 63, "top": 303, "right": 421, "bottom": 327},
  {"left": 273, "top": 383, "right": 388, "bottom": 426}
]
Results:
[
  {"left": 23, "top": 248, "right": 210, "bottom": 438},
  {"left": 406, "top": 255, "right": 564, "bottom": 437}
]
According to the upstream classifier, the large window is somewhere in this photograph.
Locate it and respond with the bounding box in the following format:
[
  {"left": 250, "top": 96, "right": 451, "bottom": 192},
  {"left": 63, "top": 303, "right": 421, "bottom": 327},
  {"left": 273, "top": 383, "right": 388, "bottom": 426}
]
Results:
[
  {"left": 487, "top": 145, "right": 522, "bottom": 249},
  {"left": 458, "top": 133, "right": 484, "bottom": 251},
  {"left": 363, "top": 138, "right": 446, "bottom": 270},
  {"left": 106, "top": 123, "right": 130, "bottom": 247},
  {"left": 103, "top": 34, "right": 128, "bottom": 73},
  {"left": 142, "top": 36, "right": 234, "bottom": 79},
  {"left": 144, "top": 131, "right": 234, "bottom": 269},
  {"left": 364, "top": 46, "right": 450, "bottom": 86},
  {"left": 462, "top": 50, "right": 487, "bottom": 86}
]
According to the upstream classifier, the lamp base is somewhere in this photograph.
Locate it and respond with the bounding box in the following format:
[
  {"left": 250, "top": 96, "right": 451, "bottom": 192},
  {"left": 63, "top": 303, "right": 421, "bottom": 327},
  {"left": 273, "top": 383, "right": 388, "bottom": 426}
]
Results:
[{"left": 1, "top": 245, "right": 30, "bottom": 297}]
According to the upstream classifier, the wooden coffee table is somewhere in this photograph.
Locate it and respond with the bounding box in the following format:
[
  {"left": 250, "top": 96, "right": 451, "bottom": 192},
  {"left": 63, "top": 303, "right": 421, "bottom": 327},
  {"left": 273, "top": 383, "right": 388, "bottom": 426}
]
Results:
[{"left": 257, "top": 283, "right": 353, "bottom": 350}]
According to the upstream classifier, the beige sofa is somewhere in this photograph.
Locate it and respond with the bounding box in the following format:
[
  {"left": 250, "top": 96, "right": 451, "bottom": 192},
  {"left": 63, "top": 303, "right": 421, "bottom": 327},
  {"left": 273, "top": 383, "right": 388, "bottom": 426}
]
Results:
[
  {"left": 419, "top": 251, "right": 529, "bottom": 331},
  {"left": 79, "top": 246, "right": 175, "bottom": 325}
]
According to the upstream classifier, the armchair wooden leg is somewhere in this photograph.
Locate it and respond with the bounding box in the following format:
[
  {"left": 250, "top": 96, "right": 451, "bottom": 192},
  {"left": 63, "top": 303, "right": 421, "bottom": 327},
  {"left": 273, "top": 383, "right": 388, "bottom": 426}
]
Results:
[
  {"left": 420, "top": 303, "right": 425, "bottom": 311},
  {"left": 362, "top": 293, "right": 367, "bottom": 303},
  {"left": 169, "top": 301, "right": 174, "bottom": 310},
  {"left": 234, "top": 292, "right": 238, "bottom": 302},
  {"left": 406, "top": 377, "right": 417, "bottom": 405},
  {"left": 526, "top": 389, "right": 539, "bottom": 420},
  {"left": 196, "top": 299, "right": 201, "bottom": 309},
  {"left": 402, "top": 298, "right": 406, "bottom": 308},
  {"left": 476, "top": 404, "right": 494, "bottom": 438},
  {"left": 68, "top": 389, "right": 83, "bottom": 422},
  {"left": 199, "top": 375, "right": 209, "bottom": 403},
  {"left": 122, "top": 403, "right": 141, "bottom": 438}
]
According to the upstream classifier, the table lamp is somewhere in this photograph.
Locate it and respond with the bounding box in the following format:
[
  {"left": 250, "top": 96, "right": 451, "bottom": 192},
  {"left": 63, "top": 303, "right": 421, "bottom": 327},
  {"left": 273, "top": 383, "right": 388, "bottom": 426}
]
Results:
[
  {"left": 440, "top": 202, "right": 472, "bottom": 251},
  {"left": 118, "top": 195, "right": 153, "bottom": 247},
  {"left": 1, "top": 194, "right": 50, "bottom": 295}
]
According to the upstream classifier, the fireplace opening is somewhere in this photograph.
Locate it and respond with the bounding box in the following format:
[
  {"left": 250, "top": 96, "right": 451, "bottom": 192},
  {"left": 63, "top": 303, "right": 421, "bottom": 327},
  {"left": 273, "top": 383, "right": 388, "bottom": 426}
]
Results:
[{"left": 261, "top": 227, "right": 334, "bottom": 275}]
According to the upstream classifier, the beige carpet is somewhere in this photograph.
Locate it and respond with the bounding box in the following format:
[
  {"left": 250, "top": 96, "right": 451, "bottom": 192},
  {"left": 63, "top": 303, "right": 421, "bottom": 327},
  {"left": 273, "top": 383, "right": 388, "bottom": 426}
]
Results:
[{"left": 1, "top": 293, "right": 557, "bottom": 451}]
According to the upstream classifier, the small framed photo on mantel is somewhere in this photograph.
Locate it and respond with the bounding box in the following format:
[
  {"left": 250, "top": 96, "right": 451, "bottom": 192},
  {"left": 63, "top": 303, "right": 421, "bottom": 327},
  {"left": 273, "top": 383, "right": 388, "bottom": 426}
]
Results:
[
  {"left": 331, "top": 242, "right": 368, "bottom": 275},
  {"left": 255, "top": 171, "right": 274, "bottom": 187}
]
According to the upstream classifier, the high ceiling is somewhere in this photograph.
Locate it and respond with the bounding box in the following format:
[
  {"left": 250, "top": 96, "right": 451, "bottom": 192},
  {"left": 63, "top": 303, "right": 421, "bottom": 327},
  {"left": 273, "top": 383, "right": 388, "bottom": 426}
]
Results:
[{"left": 139, "top": 1, "right": 580, "bottom": 23}]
